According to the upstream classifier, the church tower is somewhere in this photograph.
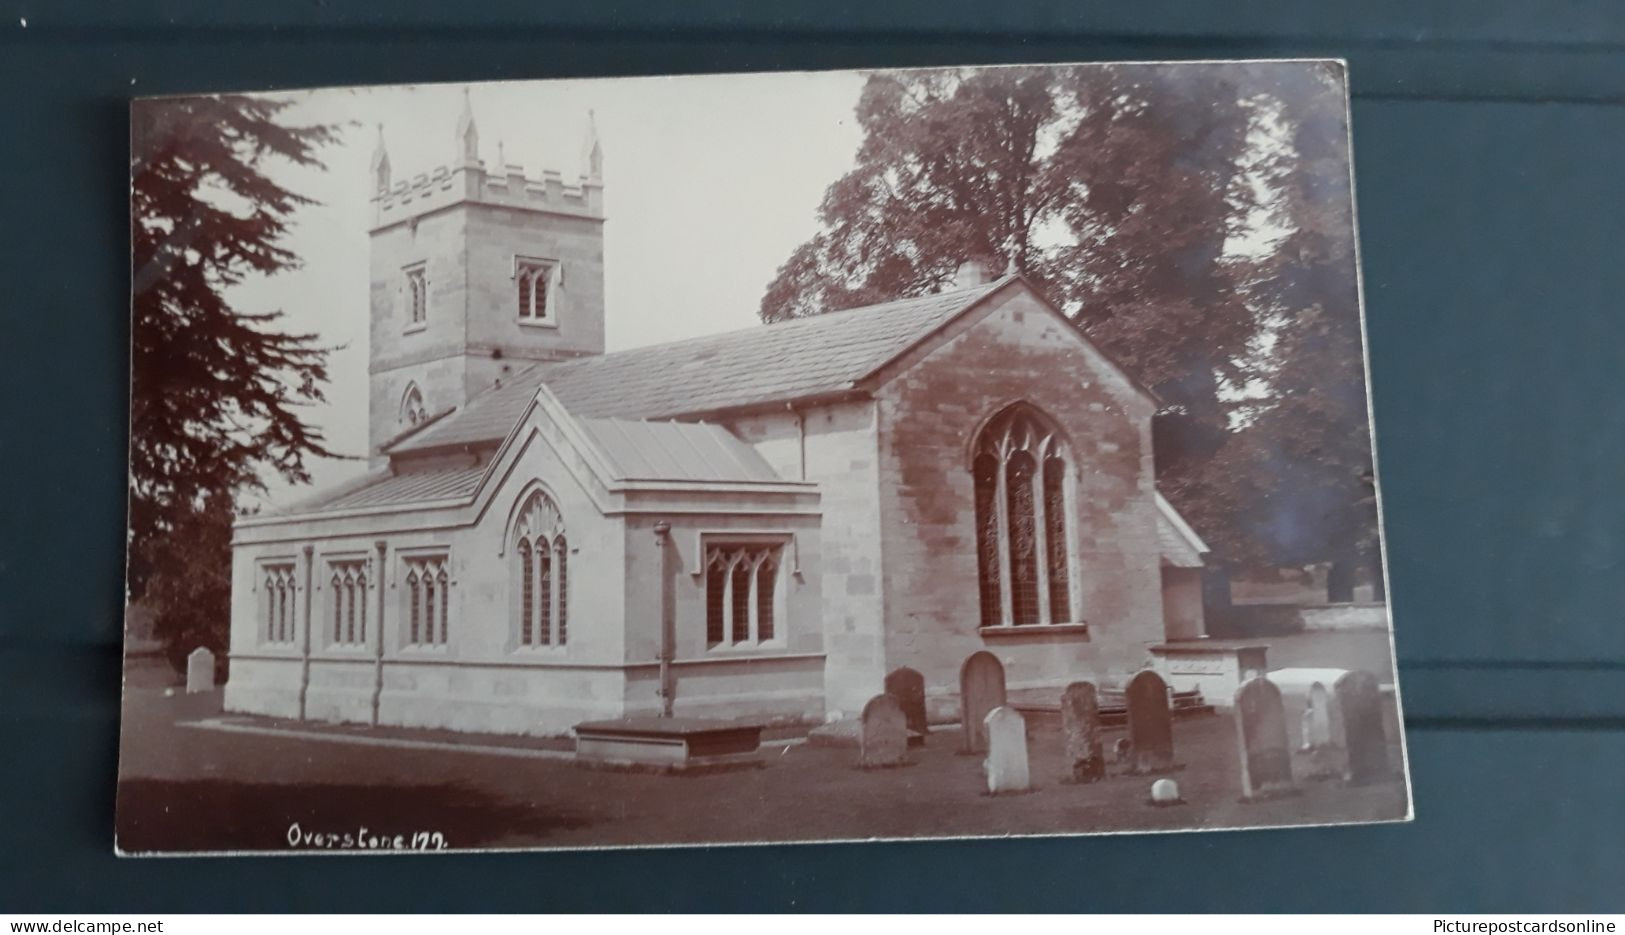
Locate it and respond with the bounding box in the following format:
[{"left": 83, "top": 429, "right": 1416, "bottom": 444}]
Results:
[{"left": 366, "top": 91, "right": 606, "bottom": 459}]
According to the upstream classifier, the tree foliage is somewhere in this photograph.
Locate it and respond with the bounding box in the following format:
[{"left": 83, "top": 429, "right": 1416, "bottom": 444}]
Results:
[
  {"left": 760, "top": 63, "right": 1377, "bottom": 580},
  {"left": 129, "top": 95, "right": 339, "bottom": 602}
]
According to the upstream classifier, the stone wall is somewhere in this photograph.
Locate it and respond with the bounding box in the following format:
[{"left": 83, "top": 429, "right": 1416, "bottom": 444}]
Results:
[
  {"left": 731, "top": 402, "right": 886, "bottom": 720},
  {"left": 870, "top": 286, "right": 1167, "bottom": 711}
]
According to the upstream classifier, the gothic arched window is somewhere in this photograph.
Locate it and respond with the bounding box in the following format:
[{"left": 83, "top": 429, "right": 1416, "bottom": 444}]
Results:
[
  {"left": 516, "top": 259, "right": 557, "bottom": 323},
  {"left": 971, "top": 404, "right": 1078, "bottom": 628},
  {"left": 512, "top": 490, "right": 568, "bottom": 648},
  {"left": 400, "top": 384, "right": 427, "bottom": 427}
]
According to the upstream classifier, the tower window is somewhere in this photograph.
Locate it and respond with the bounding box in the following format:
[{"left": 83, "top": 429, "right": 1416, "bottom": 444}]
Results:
[
  {"left": 516, "top": 259, "right": 557, "bottom": 324},
  {"left": 405, "top": 265, "right": 428, "bottom": 327}
]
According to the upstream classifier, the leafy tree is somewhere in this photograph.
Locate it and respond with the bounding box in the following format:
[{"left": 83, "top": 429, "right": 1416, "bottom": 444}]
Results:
[
  {"left": 759, "top": 65, "right": 1272, "bottom": 558},
  {"left": 128, "top": 95, "right": 339, "bottom": 609},
  {"left": 140, "top": 493, "right": 237, "bottom": 675},
  {"left": 761, "top": 64, "right": 1381, "bottom": 595},
  {"left": 1231, "top": 63, "right": 1380, "bottom": 597}
]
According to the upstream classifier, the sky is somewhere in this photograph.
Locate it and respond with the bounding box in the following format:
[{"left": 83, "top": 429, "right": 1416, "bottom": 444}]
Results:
[{"left": 227, "top": 72, "right": 868, "bottom": 506}]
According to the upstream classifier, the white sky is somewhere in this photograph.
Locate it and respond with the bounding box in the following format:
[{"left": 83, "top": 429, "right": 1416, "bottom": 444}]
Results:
[{"left": 229, "top": 73, "right": 867, "bottom": 507}]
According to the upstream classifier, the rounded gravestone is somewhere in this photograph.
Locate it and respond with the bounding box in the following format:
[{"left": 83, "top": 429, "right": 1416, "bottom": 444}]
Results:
[
  {"left": 1125, "top": 669, "right": 1174, "bottom": 773},
  {"left": 185, "top": 647, "right": 216, "bottom": 694},
  {"left": 1335, "top": 670, "right": 1390, "bottom": 785},
  {"left": 1234, "top": 676, "right": 1293, "bottom": 800},
  {"left": 858, "top": 693, "right": 909, "bottom": 769},
  {"left": 959, "top": 651, "right": 1006, "bottom": 754},
  {"left": 983, "top": 705, "right": 1031, "bottom": 794}
]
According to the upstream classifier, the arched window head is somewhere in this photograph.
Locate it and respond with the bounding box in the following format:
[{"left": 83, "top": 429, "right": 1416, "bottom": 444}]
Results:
[
  {"left": 400, "top": 384, "right": 427, "bottom": 426},
  {"left": 512, "top": 490, "right": 567, "bottom": 648},
  {"left": 970, "top": 404, "right": 1078, "bottom": 628}
]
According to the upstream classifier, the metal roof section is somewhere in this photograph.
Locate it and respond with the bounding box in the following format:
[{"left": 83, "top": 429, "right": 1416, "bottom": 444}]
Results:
[
  {"left": 577, "top": 418, "right": 784, "bottom": 484},
  {"left": 276, "top": 466, "right": 487, "bottom": 515}
]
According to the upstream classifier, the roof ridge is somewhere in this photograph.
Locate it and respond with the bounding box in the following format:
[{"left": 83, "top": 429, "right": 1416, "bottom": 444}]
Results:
[{"left": 535, "top": 280, "right": 1001, "bottom": 375}]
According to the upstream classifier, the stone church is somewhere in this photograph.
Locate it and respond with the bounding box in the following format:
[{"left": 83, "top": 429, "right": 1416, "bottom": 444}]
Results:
[{"left": 225, "top": 98, "right": 1211, "bottom": 736}]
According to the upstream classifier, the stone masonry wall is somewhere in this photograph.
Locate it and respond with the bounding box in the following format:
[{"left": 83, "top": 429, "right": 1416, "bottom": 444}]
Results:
[{"left": 873, "top": 287, "right": 1166, "bottom": 713}]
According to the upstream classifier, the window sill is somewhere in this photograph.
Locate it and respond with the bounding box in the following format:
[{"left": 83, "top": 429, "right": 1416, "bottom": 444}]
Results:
[
  {"left": 978, "top": 623, "right": 1090, "bottom": 639},
  {"left": 403, "top": 323, "right": 428, "bottom": 335},
  {"left": 703, "top": 642, "right": 788, "bottom": 655},
  {"left": 517, "top": 318, "right": 558, "bottom": 330},
  {"left": 511, "top": 644, "right": 569, "bottom": 655}
]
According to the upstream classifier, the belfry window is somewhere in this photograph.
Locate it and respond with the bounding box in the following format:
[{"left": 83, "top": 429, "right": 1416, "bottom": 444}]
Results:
[
  {"left": 971, "top": 404, "right": 1077, "bottom": 628},
  {"left": 513, "top": 490, "right": 568, "bottom": 648},
  {"left": 516, "top": 259, "right": 556, "bottom": 323},
  {"left": 260, "top": 562, "right": 297, "bottom": 645},
  {"left": 326, "top": 558, "right": 369, "bottom": 646},
  {"left": 405, "top": 266, "right": 428, "bottom": 327},
  {"left": 403, "top": 554, "right": 451, "bottom": 648},
  {"left": 705, "top": 543, "right": 782, "bottom": 649}
]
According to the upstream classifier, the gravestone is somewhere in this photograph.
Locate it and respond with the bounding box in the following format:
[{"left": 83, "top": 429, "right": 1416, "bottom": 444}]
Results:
[
  {"left": 884, "top": 666, "right": 929, "bottom": 742},
  {"left": 1126, "top": 670, "right": 1175, "bottom": 773},
  {"left": 1234, "top": 676, "right": 1294, "bottom": 799},
  {"left": 983, "top": 706, "right": 1031, "bottom": 794},
  {"left": 1060, "top": 681, "right": 1105, "bottom": 783},
  {"left": 858, "top": 694, "right": 909, "bottom": 769},
  {"left": 1305, "top": 682, "right": 1334, "bottom": 749},
  {"left": 185, "top": 647, "right": 215, "bottom": 694},
  {"left": 959, "top": 651, "right": 1006, "bottom": 754},
  {"left": 1335, "top": 670, "right": 1390, "bottom": 784}
]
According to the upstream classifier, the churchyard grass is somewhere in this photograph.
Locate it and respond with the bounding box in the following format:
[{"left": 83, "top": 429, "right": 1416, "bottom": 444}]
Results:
[{"left": 116, "top": 672, "right": 1407, "bottom": 853}]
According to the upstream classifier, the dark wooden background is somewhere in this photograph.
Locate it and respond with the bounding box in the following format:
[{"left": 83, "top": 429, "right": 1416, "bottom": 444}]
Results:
[{"left": 2, "top": 0, "right": 1622, "bottom": 911}]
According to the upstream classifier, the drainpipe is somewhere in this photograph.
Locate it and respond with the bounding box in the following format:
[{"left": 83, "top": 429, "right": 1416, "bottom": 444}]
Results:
[
  {"left": 653, "top": 521, "right": 675, "bottom": 717},
  {"left": 370, "top": 539, "right": 387, "bottom": 726},
  {"left": 789, "top": 403, "right": 806, "bottom": 481},
  {"left": 297, "top": 544, "right": 314, "bottom": 721}
]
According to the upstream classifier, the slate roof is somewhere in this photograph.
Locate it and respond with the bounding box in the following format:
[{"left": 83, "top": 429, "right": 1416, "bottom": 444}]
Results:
[{"left": 390, "top": 280, "right": 1005, "bottom": 454}]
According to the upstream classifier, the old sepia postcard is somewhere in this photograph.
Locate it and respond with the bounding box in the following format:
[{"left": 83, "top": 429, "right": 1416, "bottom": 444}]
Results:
[{"left": 118, "top": 60, "right": 1410, "bottom": 855}]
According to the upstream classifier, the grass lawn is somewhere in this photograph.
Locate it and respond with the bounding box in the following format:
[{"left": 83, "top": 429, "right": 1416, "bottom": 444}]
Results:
[{"left": 116, "top": 680, "right": 1410, "bottom": 854}]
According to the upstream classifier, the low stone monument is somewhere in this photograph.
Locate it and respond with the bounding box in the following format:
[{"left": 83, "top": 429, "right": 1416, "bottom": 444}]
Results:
[
  {"left": 983, "top": 705, "right": 1031, "bottom": 794},
  {"left": 1060, "top": 681, "right": 1105, "bottom": 783},
  {"left": 1335, "top": 670, "right": 1390, "bottom": 785},
  {"left": 858, "top": 693, "right": 909, "bottom": 769},
  {"left": 1149, "top": 777, "right": 1183, "bottom": 806},
  {"left": 1126, "top": 669, "right": 1176, "bottom": 773},
  {"left": 884, "top": 665, "right": 929, "bottom": 743},
  {"left": 1234, "top": 676, "right": 1294, "bottom": 800},
  {"left": 959, "top": 651, "right": 1006, "bottom": 754},
  {"left": 186, "top": 647, "right": 215, "bottom": 694}
]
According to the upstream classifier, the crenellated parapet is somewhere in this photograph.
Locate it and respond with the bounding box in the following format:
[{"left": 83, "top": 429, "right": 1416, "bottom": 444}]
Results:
[{"left": 371, "top": 161, "right": 603, "bottom": 231}]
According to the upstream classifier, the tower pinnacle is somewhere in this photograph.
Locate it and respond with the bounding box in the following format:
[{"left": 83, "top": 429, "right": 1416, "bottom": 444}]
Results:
[
  {"left": 456, "top": 88, "right": 479, "bottom": 166},
  {"left": 581, "top": 109, "right": 603, "bottom": 181},
  {"left": 369, "top": 123, "right": 391, "bottom": 194}
]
